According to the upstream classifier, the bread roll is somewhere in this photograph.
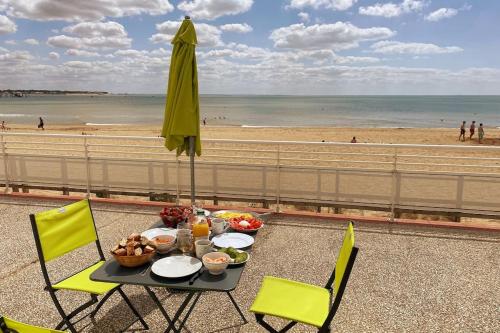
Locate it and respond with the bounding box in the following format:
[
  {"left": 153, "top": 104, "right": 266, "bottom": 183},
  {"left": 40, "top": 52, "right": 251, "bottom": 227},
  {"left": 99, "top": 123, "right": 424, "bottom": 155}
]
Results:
[
  {"left": 143, "top": 245, "right": 154, "bottom": 254},
  {"left": 113, "top": 248, "right": 127, "bottom": 256}
]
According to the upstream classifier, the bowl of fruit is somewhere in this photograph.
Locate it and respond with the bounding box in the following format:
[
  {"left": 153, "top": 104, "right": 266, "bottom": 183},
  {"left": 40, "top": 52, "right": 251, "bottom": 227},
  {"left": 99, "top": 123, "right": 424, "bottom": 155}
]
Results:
[
  {"left": 159, "top": 206, "right": 192, "bottom": 228},
  {"left": 229, "top": 216, "right": 264, "bottom": 233}
]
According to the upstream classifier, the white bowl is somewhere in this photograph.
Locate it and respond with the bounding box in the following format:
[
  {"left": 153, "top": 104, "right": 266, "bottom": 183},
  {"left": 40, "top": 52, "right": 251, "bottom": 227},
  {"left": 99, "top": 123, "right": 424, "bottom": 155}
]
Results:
[
  {"left": 202, "top": 252, "right": 230, "bottom": 275},
  {"left": 152, "top": 235, "right": 176, "bottom": 254}
]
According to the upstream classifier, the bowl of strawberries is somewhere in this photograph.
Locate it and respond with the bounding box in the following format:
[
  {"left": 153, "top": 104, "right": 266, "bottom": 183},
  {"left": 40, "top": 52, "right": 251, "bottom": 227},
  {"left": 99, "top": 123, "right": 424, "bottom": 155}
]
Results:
[{"left": 159, "top": 206, "right": 192, "bottom": 228}]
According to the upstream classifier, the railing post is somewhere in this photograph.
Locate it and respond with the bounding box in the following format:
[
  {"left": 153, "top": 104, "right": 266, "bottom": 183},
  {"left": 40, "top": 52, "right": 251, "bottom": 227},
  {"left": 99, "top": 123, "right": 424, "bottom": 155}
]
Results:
[
  {"left": 276, "top": 144, "right": 281, "bottom": 213},
  {"left": 176, "top": 155, "right": 180, "bottom": 205},
  {"left": 83, "top": 136, "right": 91, "bottom": 198},
  {"left": 455, "top": 175, "right": 464, "bottom": 222},
  {"left": 390, "top": 148, "right": 398, "bottom": 222},
  {"left": 1, "top": 135, "right": 9, "bottom": 193}
]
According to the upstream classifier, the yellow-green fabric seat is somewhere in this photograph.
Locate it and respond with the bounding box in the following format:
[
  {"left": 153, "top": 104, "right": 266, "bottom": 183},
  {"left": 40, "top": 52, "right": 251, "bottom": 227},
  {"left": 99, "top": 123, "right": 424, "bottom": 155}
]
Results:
[
  {"left": 250, "top": 276, "right": 330, "bottom": 327},
  {"left": 52, "top": 261, "right": 118, "bottom": 295},
  {"left": 30, "top": 199, "right": 148, "bottom": 333},
  {"left": 250, "top": 222, "right": 358, "bottom": 332},
  {"left": 1, "top": 316, "right": 65, "bottom": 332}
]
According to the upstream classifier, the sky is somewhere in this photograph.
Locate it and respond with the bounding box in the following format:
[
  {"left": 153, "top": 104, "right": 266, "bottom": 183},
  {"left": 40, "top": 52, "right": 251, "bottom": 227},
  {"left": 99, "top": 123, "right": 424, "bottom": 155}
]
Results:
[{"left": 0, "top": 0, "right": 499, "bottom": 95}]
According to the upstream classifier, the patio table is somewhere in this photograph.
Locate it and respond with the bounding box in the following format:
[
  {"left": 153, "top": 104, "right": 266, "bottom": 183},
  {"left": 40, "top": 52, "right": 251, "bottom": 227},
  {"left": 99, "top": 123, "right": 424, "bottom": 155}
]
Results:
[{"left": 90, "top": 221, "right": 252, "bottom": 333}]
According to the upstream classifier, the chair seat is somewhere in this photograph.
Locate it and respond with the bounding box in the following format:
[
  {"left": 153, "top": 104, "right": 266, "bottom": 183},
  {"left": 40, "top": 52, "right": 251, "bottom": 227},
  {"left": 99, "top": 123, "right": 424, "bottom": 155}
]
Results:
[
  {"left": 250, "top": 276, "right": 330, "bottom": 328},
  {"left": 2, "top": 316, "right": 66, "bottom": 332},
  {"left": 52, "top": 261, "right": 118, "bottom": 295}
]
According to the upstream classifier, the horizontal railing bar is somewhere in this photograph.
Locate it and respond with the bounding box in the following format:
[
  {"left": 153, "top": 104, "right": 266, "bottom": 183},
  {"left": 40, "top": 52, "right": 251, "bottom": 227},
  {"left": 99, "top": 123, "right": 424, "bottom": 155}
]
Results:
[
  {"left": 4, "top": 140, "right": 83, "bottom": 146},
  {"left": 397, "top": 154, "right": 500, "bottom": 162},
  {"left": 2, "top": 132, "right": 500, "bottom": 151},
  {"left": 6, "top": 147, "right": 83, "bottom": 153},
  {"left": 396, "top": 162, "right": 500, "bottom": 169}
]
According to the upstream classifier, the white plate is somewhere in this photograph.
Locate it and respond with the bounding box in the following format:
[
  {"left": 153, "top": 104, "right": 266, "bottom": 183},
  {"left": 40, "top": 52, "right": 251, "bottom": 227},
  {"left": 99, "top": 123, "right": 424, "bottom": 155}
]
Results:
[
  {"left": 151, "top": 256, "right": 202, "bottom": 278},
  {"left": 141, "top": 228, "right": 177, "bottom": 240},
  {"left": 212, "top": 233, "right": 254, "bottom": 249}
]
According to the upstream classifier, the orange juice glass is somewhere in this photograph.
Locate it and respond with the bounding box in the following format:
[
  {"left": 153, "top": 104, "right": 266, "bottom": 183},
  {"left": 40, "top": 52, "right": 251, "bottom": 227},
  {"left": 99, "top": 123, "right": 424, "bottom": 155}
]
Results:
[{"left": 192, "top": 220, "right": 209, "bottom": 238}]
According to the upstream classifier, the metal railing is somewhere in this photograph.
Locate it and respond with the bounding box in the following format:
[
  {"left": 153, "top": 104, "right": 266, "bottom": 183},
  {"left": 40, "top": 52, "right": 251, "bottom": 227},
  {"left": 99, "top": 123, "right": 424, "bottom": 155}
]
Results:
[{"left": 1, "top": 132, "right": 499, "bottom": 220}]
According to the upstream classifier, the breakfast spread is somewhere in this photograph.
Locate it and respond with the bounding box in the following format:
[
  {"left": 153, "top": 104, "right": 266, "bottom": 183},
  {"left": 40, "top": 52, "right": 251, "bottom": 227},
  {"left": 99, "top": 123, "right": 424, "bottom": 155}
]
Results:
[{"left": 111, "top": 233, "right": 156, "bottom": 257}]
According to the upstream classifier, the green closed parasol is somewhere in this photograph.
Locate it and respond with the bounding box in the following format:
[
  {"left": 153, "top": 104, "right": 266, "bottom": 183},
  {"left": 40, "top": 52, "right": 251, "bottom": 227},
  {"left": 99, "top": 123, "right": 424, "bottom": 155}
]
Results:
[{"left": 161, "top": 17, "right": 201, "bottom": 204}]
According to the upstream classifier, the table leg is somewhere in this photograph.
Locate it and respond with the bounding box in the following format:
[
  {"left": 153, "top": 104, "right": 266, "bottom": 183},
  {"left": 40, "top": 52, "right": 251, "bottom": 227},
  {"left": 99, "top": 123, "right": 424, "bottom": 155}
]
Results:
[
  {"left": 226, "top": 291, "right": 248, "bottom": 324},
  {"left": 164, "top": 291, "right": 196, "bottom": 333},
  {"left": 144, "top": 287, "right": 176, "bottom": 329},
  {"left": 177, "top": 292, "right": 202, "bottom": 332}
]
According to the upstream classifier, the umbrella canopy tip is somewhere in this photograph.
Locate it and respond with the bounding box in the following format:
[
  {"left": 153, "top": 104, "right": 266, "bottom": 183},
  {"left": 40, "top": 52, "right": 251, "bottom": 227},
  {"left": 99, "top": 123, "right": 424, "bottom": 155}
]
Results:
[{"left": 185, "top": 15, "right": 191, "bottom": 20}]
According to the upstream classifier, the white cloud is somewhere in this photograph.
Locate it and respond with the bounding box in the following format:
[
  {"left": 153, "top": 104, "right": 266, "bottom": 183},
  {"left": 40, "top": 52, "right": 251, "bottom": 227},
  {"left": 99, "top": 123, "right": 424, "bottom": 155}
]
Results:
[
  {"left": 48, "top": 51, "right": 60, "bottom": 60},
  {"left": 0, "top": 46, "right": 8, "bottom": 53},
  {"left": 48, "top": 34, "right": 131, "bottom": 49},
  {"left": 359, "top": 0, "right": 426, "bottom": 18},
  {"left": 65, "top": 49, "right": 100, "bottom": 57},
  {"left": 371, "top": 41, "right": 463, "bottom": 54},
  {"left": 48, "top": 21, "right": 131, "bottom": 50},
  {"left": 270, "top": 22, "right": 396, "bottom": 50},
  {"left": 2, "top": 0, "right": 174, "bottom": 21},
  {"left": 334, "top": 55, "right": 380, "bottom": 64},
  {"left": 151, "top": 20, "right": 223, "bottom": 47},
  {"left": 0, "top": 14, "right": 17, "bottom": 34},
  {"left": 63, "top": 21, "right": 127, "bottom": 37},
  {"left": 425, "top": 8, "right": 458, "bottom": 22},
  {"left": 288, "top": 0, "right": 357, "bottom": 11},
  {"left": 178, "top": 0, "right": 253, "bottom": 20},
  {"left": 0, "top": 50, "right": 32, "bottom": 62},
  {"left": 4, "top": 40, "right": 16, "bottom": 45},
  {"left": 220, "top": 23, "right": 252, "bottom": 33},
  {"left": 298, "top": 12, "right": 310, "bottom": 22},
  {"left": 114, "top": 49, "right": 148, "bottom": 58},
  {"left": 24, "top": 38, "right": 39, "bottom": 45}
]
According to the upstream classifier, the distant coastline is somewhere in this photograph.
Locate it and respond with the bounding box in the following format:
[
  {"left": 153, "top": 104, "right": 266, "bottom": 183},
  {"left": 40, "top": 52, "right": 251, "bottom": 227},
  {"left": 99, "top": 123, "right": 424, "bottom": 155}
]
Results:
[{"left": 0, "top": 90, "right": 108, "bottom": 97}]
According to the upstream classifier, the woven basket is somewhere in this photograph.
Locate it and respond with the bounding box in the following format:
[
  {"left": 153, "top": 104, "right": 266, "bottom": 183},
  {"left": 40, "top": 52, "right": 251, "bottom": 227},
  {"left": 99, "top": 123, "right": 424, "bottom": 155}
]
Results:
[{"left": 112, "top": 251, "right": 155, "bottom": 268}]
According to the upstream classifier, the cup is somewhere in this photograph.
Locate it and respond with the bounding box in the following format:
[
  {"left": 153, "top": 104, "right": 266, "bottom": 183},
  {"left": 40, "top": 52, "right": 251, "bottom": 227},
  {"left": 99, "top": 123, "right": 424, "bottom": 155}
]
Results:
[
  {"left": 195, "top": 239, "right": 214, "bottom": 259},
  {"left": 211, "top": 218, "right": 228, "bottom": 235}
]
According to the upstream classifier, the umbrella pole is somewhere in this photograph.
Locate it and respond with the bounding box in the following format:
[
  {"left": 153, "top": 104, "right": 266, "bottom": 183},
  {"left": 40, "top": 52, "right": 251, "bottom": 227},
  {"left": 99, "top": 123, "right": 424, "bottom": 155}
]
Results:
[{"left": 189, "top": 136, "right": 195, "bottom": 205}]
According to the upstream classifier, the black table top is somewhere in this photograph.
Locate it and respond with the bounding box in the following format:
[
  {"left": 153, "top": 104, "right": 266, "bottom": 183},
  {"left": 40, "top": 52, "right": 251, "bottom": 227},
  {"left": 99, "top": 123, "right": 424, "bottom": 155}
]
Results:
[{"left": 91, "top": 221, "right": 255, "bottom": 292}]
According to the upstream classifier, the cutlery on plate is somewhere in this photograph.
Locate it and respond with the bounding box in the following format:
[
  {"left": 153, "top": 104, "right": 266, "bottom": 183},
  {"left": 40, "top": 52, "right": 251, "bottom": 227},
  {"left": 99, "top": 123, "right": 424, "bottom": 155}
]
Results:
[{"left": 189, "top": 267, "right": 205, "bottom": 285}]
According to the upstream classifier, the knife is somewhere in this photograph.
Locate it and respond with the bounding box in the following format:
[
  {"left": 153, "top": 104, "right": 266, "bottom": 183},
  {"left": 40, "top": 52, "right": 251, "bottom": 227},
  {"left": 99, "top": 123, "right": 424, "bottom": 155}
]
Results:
[{"left": 189, "top": 267, "right": 205, "bottom": 285}]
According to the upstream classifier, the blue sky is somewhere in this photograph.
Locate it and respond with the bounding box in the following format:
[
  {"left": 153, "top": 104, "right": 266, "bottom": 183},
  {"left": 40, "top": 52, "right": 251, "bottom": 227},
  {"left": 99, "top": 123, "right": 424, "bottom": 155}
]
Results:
[{"left": 0, "top": 0, "right": 499, "bottom": 94}]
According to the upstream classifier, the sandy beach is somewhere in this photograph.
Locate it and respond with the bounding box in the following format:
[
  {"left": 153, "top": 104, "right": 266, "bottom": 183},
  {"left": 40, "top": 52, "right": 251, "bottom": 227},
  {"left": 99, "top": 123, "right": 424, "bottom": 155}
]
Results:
[{"left": 1, "top": 123, "right": 499, "bottom": 146}]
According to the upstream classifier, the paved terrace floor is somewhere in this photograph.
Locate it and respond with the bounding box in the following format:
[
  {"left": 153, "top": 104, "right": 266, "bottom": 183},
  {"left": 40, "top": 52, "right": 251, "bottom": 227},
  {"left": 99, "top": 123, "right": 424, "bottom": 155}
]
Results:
[{"left": 0, "top": 197, "right": 498, "bottom": 333}]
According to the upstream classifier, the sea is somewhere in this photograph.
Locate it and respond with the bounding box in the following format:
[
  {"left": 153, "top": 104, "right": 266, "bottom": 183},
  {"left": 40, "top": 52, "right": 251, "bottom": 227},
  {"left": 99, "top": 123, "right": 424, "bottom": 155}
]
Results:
[{"left": 0, "top": 95, "right": 498, "bottom": 128}]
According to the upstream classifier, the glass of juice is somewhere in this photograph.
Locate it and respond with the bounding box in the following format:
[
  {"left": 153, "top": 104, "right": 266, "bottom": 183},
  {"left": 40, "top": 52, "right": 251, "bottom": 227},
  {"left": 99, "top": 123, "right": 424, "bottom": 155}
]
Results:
[{"left": 192, "top": 219, "right": 209, "bottom": 238}]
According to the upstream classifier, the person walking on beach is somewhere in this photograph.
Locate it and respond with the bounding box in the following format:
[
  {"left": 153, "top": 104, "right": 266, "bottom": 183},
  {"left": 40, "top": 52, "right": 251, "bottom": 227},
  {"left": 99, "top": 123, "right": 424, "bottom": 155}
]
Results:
[
  {"left": 351, "top": 136, "right": 357, "bottom": 143},
  {"left": 478, "top": 123, "right": 485, "bottom": 144},
  {"left": 38, "top": 117, "right": 44, "bottom": 130},
  {"left": 469, "top": 120, "right": 476, "bottom": 140},
  {"left": 459, "top": 121, "right": 466, "bottom": 141},
  {"left": 1, "top": 121, "right": 5, "bottom": 131},
  {"left": 203, "top": 117, "right": 207, "bottom": 126}
]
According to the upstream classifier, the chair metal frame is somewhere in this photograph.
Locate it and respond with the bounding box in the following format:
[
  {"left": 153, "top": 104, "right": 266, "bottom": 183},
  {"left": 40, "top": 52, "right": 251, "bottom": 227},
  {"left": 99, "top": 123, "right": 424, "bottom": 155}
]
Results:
[
  {"left": 0, "top": 317, "right": 17, "bottom": 333},
  {"left": 254, "top": 246, "right": 359, "bottom": 333},
  {"left": 30, "top": 199, "right": 148, "bottom": 333}
]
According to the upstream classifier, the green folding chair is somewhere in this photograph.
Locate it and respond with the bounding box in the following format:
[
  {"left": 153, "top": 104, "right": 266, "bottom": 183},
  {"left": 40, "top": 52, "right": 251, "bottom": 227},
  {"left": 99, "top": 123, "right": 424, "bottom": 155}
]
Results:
[
  {"left": 30, "top": 199, "right": 148, "bottom": 333},
  {"left": 0, "top": 316, "right": 65, "bottom": 332},
  {"left": 250, "top": 221, "right": 358, "bottom": 333}
]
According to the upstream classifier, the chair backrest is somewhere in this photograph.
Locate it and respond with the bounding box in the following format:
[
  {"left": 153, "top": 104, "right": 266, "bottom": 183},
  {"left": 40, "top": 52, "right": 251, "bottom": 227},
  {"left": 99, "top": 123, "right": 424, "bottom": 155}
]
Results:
[
  {"left": 0, "top": 316, "right": 65, "bottom": 333},
  {"left": 30, "top": 199, "right": 99, "bottom": 262},
  {"left": 334, "top": 221, "right": 355, "bottom": 295},
  {"left": 321, "top": 221, "right": 358, "bottom": 331}
]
